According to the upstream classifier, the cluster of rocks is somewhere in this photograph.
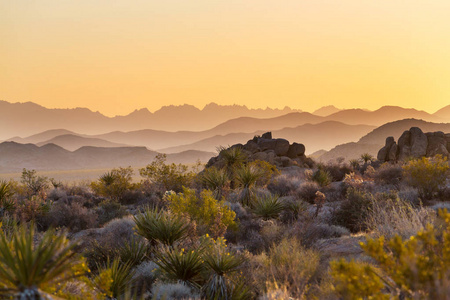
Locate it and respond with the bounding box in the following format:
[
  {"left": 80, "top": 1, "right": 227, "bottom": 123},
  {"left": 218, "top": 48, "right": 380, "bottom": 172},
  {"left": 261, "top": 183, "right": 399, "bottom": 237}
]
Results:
[
  {"left": 206, "top": 132, "right": 313, "bottom": 169},
  {"left": 377, "top": 127, "right": 450, "bottom": 162}
]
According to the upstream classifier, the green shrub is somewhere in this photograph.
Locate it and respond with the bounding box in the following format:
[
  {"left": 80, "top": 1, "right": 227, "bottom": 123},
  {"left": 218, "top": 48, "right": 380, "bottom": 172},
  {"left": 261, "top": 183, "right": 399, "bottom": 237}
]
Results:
[
  {"left": 90, "top": 167, "right": 136, "bottom": 202},
  {"left": 166, "top": 187, "right": 236, "bottom": 237},
  {"left": 252, "top": 195, "right": 285, "bottom": 220},
  {"left": 96, "top": 200, "right": 127, "bottom": 225},
  {"left": 403, "top": 155, "right": 449, "bottom": 200},
  {"left": 139, "top": 154, "right": 197, "bottom": 193},
  {"left": 134, "top": 208, "right": 189, "bottom": 246},
  {"left": 331, "top": 209, "right": 450, "bottom": 299},
  {"left": 0, "top": 180, "right": 15, "bottom": 217}
]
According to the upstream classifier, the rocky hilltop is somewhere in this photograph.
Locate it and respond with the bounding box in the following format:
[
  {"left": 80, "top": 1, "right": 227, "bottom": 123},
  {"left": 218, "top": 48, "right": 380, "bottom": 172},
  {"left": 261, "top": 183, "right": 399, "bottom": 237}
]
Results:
[
  {"left": 377, "top": 127, "right": 450, "bottom": 162},
  {"left": 206, "top": 132, "right": 314, "bottom": 169}
]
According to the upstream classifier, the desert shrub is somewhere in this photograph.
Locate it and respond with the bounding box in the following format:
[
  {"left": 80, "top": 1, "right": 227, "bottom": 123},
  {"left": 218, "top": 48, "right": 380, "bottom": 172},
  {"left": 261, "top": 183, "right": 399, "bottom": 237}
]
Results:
[
  {"left": 251, "top": 238, "right": 320, "bottom": 298},
  {"left": 279, "top": 197, "right": 308, "bottom": 223},
  {"left": 166, "top": 187, "right": 237, "bottom": 237},
  {"left": 139, "top": 153, "right": 197, "bottom": 193},
  {"left": 293, "top": 181, "right": 320, "bottom": 204},
  {"left": 14, "top": 195, "right": 51, "bottom": 227},
  {"left": 323, "top": 163, "right": 352, "bottom": 182},
  {"left": 234, "top": 165, "right": 264, "bottom": 206},
  {"left": 252, "top": 194, "right": 285, "bottom": 220},
  {"left": 403, "top": 155, "right": 449, "bottom": 200},
  {"left": 46, "top": 200, "right": 98, "bottom": 232},
  {"left": 331, "top": 209, "right": 450, "bottom": 299},
  {"left": 199, "top": 167, "right": 229, "bottom": 200},
  {"left": 248, "top": 160, "right": 280, "bottom": 186},
  {"left": 366, "top": 196, "right": 436, "bottom": 240},
  {"left": 132, "top": 261, "right": 159, "bottom": 292},
  {"left": 267, "top": 174, "right": 301, "bottom": 196},
  {"left": 91, "top": 167, "right": 136, "bottom": 202},
  {"left": 134, "top": 207, "right": 189, "bottom": 246},
  {"left": 20, "top": 168, "right": 49, "bottom": 197},
  {"left": 151, "top": 282, "right": 200, "bottom": 300},
  {"left": 289, "top": 221, "right": 350, "bottom": 248},
  {"left": 331, "top": 188, "right": 373, "bottom": 233},
  {"left": 0, "top": 225, "right": 89, "bottom": 299},
  {"left": 96, "top": 200, "right": 127, "bottom": 225},
  {"left": 373, "top": 162, "right": 403, "bottom": 186},
  {"left": 311, "top": 168, "right": 332, "bottom": 187},
  {"left": 47, "top": 187, "right": 68, "bottom": 202}
]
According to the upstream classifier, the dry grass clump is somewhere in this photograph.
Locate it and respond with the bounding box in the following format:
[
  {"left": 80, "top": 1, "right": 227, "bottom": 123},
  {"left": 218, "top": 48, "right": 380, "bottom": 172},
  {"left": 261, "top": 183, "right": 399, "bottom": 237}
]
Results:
[
  {"left": 293, "top": 181, "right": 320, "bottom": 204},
  {"left": 250, "top": 237, "right": 320, "bottom": 298},
  {"left": 366, "top": 196, "right": 436, "bottom": 240}
]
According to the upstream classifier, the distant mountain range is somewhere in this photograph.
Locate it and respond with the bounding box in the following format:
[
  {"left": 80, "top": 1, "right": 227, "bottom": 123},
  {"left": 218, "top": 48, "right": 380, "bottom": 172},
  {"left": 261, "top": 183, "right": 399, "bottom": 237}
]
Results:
[
  {"left": 0, "top": 142, "right": 214, "bottom": 172},
  {"left": 317, "top": 119, "right": 450, "bottom": 162},
  {"left": 1, "top": 100, "right": 448, "bottom": 141},
  {"left": 0, "top": 100, "right": 300, "bottom": 140}
]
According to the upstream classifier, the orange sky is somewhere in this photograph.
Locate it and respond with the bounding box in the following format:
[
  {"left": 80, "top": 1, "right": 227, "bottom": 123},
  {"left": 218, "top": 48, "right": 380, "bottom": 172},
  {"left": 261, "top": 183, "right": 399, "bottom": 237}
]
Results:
[{"left": 1, "top": 1, "right": 449, "bottom": 116}]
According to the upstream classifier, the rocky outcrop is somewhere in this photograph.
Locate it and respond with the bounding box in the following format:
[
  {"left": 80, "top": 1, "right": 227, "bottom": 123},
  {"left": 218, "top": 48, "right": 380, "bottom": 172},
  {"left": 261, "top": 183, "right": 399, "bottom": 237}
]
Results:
[
  {"left": 206, "top": 132, "right": 313, "bottom": 169},
  {"left": 377, "top": 127, "right": 450, "bottom": 162}
]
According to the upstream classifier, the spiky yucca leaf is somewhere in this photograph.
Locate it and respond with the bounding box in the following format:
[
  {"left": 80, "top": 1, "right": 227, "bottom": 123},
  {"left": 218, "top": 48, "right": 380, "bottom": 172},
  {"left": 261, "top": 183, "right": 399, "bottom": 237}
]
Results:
[
  {"left": 200, "top": 167, "right": 229, "bottom": 200},
  {"left": 154, "top": 246, "right": 205, "bottom": 289},
  {"left": 0, "top": 225, "right": 87, "bottom": 298},
  {"left": 95, "top": 258, "right": 136, "bottom": 299},
  {"left": 134, "top": 208, "right": 189, "bottom": 246},
  {"left": 235, "top": 165, "right": 263, "bottom": 206},
  {"left": 252, "top": 195, "right": 285, "bottom": 220}
]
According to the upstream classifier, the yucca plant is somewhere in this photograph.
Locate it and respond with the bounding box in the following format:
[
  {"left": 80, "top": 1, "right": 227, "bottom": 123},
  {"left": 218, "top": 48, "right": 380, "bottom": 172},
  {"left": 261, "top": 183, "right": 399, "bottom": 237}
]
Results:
[
  {"left": 200, "top": 167, "right": 229, "bottom": 200},
  {"left": 0, "top": 180, "right": 15, "bottom": 217},
  {"left": 0, "top": 225, "right": 88, "bottom": 299},
  {"left": 360, "top": 153, "right": 374, "bottom": 165},
  {"left": 203, "top": 240, "right": 246, "bottom": 300},
  {"left": 252, "top": 195, "right": 285, "bottom": 220},
  {"left": 311, "top": 168, "right": 332, "bottom": 187},
  {"left": 134, "top": 208, "right": 189, "bottom": 246},
  {"left": 217, "top": 146, "right": 248, "bottom": 189},
  {"left": 154, "top": 246, "right": 205, "bottom": 289},
  {"left": 118, "top": 238, "right": 149, "bottom": 267},
  {"left": 95, "top": 258, "right": 136, "bottom": 299},
  {"left": 235, "top": 165, "right": 263, "bottom": 206}
]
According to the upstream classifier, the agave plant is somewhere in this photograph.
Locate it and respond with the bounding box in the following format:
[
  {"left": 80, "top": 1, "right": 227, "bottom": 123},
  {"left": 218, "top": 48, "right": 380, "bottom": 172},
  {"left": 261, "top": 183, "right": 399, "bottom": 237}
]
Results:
[
  {"left": 134, "top": 208, "right": 189, "bottom": 246},
  {"left": 154, "top": 246, "right": 205, "bottom": 289},
  {"left": 234, "top": 165, "right": 263, "bottom": 206},
  {"left": 252, "top": 195, "right": 285, "bottom": 220},
  {"left": 203, "top": 241, "right": 246, "bottom": 300},
  {"left": 0, "top": 225, "right": 87, "bottom": 299},
  {"left": 95, "top": 258, "right": 136, "bottom": 299},
  {"left": 200, "top": 167, "right": 229, "bottom": 200}
]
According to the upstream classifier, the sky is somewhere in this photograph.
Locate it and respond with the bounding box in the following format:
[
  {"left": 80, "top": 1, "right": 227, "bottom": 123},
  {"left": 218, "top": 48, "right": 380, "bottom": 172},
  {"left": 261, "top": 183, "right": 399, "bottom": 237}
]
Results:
[{"left": 1, "top": 1, "right": 450, "bottom": 116}]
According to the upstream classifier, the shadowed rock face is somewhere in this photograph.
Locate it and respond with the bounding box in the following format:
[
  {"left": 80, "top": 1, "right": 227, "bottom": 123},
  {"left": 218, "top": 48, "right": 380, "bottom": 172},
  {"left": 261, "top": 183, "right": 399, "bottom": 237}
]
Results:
[
  {"left": 206, "top": 132, "right": 313, "bottom": 169},
  {"left": 377, "top": 127, "right": 450, "bottom": 162}
]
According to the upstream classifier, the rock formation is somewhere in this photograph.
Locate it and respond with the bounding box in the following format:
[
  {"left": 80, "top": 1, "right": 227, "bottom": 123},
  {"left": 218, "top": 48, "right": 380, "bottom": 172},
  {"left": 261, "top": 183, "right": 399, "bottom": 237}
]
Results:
[
  {"left": 377, "top": 127, "right": 450, "bottom": 162},
  {"left": 206, "top": 132, "right": 313, "bottom": 169}
]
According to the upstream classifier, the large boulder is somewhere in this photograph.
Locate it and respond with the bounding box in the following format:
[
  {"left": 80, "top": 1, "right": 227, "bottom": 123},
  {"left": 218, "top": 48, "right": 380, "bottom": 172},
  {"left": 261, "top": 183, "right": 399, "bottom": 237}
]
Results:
[
  {"left": 426, "top": 132, "right": 449, "bottom": 157},
  {"left": 257, "top": 138, "right": 277, "bottom": 152},
  {"left": 273, "top": 139, "right": 290, "bottom": 156},
  {"left": 287, "top": 143, "right": 306, "bottom": 159},
  {"left": 377, "top": 136, "right": 395, "bottom": 161},
  {"left": 388, "top": 143, "right": 398, "bottom": 161},
  {"left": 410, "top": 127, "right": 428, "bottom": 157}
]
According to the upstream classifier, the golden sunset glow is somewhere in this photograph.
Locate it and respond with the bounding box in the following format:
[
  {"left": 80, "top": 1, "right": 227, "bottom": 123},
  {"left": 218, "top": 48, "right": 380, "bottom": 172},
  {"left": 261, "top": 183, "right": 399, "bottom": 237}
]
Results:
[{"left": 1, "top": 1, "right": 450, "bottom": 116}]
